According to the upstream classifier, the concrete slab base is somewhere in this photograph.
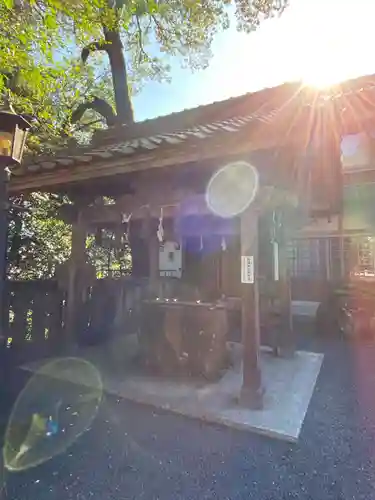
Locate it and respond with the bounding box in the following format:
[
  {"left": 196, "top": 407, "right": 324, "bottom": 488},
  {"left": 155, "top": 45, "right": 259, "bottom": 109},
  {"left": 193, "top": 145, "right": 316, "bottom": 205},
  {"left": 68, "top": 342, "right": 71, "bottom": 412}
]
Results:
[{"left": 21, "top": 342, "right": 323, "bottom": 442}]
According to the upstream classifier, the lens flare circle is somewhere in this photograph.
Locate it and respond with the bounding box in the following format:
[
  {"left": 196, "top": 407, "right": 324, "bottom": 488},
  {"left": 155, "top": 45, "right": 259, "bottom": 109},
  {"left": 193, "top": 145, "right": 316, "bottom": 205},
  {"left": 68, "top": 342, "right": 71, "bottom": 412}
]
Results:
[
  {"left": 3, "top": 357, "right": 102, "bottom": 472},
  {"left": 206, "top": 161, "right": 259, "bottom": 218}
]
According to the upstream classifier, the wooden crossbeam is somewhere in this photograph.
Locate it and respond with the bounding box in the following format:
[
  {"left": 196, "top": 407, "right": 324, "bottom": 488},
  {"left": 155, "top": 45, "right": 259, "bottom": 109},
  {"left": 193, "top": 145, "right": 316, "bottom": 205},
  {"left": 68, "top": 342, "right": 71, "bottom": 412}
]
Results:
[{"left": 9, "top": 125, "right": 301, "bottom": 195}]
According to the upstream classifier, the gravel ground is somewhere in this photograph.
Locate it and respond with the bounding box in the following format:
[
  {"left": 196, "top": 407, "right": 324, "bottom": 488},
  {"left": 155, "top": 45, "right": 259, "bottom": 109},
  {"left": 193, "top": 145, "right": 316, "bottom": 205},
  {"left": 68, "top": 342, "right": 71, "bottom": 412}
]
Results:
[{"left": 2, "top": 324, "right": 375, "bottom": 500}]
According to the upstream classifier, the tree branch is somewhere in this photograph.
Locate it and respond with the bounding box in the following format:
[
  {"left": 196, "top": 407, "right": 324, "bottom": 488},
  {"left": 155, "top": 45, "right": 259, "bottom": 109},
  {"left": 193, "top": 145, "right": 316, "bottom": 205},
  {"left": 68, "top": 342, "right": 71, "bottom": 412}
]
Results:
[
  {"left": 81, "top": 41, "right": 112, "bottom": 63},
  {"left": 135, "top": 15, "right": 148, "bottom": 64},
  {"left": 151, "top": 13, "right": 166, "bottom": 41}
]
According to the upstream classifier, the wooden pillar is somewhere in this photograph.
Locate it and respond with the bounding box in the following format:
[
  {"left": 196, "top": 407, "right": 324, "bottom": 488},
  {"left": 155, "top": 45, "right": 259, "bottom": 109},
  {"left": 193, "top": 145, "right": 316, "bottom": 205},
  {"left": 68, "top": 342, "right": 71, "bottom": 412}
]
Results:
[
  {"left": 277, "top": 243, "right": 294, "bottom": 357},
  {"left": 144, "top": 210, "right": 159, "bottom": 294},
  {"left": 65, "top": 210, "right": 87, "bottom": 344},
  {"left": 338, "top": 209, "right": 346, "bottom": 279},
  {"left": 149, "top": 237, "right": 159, "bottom": 285},
  {"left": 240, "top": 206, "right": 263, "bottom": 409},
  {"left": 0, "top": 168, "right": 8, "bottom": 339}
]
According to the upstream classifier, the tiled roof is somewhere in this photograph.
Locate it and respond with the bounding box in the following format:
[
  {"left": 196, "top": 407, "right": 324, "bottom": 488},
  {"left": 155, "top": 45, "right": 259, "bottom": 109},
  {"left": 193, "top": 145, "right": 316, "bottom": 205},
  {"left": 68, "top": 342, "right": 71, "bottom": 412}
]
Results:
[
  {"left": 14, "top": 109, "right": 278, "bottom": 177},
  {"left": 11, "top": 74, "right": 375, "bottom": 180}
]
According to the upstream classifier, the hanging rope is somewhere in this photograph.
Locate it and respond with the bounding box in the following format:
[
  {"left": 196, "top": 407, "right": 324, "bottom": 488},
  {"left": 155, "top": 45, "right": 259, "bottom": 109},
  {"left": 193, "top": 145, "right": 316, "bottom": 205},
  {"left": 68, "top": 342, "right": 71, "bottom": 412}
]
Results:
[
  {"left": 121, "top": 212, "right": 132, "bottom": 243},
  {"left": 221, "top": 236, "right": 227, "bottom": 251},
  {"left": 157, "top": 207, "right": 164, "bottom": 243}
]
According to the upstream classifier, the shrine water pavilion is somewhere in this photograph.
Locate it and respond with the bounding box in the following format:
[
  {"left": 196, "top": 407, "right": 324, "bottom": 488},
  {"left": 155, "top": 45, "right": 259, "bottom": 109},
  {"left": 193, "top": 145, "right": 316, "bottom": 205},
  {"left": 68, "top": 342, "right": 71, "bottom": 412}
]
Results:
[{"left": 4, "top": 74, "right": 374, "bottom": 408}]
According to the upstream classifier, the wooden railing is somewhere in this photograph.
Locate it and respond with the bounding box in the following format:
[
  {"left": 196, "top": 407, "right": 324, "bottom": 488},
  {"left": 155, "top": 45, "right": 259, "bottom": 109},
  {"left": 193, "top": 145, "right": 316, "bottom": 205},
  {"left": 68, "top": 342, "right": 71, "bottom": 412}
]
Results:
[
  {"left": 1, "top": 277, "right": 149, "bottom": 366},
  {"left": 3, "top": 279, "right": 65, "bottom": 364}
]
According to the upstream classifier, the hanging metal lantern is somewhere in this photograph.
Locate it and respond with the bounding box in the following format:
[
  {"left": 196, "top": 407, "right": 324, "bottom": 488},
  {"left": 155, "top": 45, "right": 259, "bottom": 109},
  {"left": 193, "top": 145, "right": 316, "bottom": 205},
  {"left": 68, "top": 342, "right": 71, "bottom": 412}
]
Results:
[{"left": 0, "top": 109, "right": 31, "bottom": 167}]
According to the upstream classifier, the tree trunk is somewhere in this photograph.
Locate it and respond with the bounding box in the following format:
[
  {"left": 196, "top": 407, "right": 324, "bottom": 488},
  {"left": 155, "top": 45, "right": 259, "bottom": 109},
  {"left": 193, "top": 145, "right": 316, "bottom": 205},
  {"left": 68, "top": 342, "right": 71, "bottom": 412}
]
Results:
[{"left": 104, "top": 28, "right": 134, "bottom": 125}]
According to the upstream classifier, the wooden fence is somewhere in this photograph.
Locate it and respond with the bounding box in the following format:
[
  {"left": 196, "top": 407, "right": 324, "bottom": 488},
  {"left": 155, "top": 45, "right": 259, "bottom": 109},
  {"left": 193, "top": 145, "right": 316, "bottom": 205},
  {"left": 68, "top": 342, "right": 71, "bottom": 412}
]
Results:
[
  {"left": 2, "top": 280, "right": 65, "bottom": 367},
  {"left": 1, "top": 277, "right": 148, "bottom": 368}
]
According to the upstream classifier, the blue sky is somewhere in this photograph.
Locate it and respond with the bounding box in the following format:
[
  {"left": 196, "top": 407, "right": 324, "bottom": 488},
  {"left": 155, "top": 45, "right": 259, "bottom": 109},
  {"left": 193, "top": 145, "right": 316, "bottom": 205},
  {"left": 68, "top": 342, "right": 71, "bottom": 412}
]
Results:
[{"left": 132, "top": 0, "right": 375, "bottom": 121}]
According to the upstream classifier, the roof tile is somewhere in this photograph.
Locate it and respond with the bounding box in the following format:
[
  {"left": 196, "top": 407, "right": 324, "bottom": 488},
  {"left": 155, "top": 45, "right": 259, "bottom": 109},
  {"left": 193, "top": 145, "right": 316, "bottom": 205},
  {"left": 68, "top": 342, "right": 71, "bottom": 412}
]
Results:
[{"left": 11, "top": 74, "right": 375, "bottom": 181}]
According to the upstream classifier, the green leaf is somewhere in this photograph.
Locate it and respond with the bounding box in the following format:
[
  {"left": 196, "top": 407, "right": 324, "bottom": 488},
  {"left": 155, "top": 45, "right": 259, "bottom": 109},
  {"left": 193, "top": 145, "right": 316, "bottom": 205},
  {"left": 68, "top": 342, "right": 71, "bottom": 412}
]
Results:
[
  {"left": 44, "top": 14, "right": 58, "bottom": 30},
  {"left": 19, "top": 33, "right": 27, "bottom": 45},
  {"left": 3, "top": 0, "right": 13, "bottom": 9}
]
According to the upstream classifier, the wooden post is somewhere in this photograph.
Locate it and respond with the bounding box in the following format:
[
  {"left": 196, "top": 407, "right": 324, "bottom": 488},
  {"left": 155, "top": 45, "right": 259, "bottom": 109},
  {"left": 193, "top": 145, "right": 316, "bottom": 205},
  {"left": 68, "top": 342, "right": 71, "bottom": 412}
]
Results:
[
  {"left": 144, "top": 210, "right": 159, "bottom": 294},
  {"left": 277, "top": 243, "right": 294, "bottom": 357},
  {"left": 0, "top": 168, "right": 8, "bottom": 340},
  {"left": 338, "top": 209, "right": 345, "bottom": 279},
  {"left": 65, "top": 210, "right": 87, "bottom": 344},
  {"left": 149, "top": 236, "right": 159, "bottom": 285},
  {"left": 240, "top": 206, "right": 263, "bottom": 409}
]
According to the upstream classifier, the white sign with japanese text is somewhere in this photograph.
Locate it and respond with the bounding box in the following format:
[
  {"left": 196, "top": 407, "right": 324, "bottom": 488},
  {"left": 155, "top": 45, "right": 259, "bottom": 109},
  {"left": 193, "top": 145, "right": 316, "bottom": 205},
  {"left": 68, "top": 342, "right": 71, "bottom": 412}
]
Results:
[
  {"left": 241, "top": 256, "right": 254, "bottom": 284},
  {"left": 159, "top": 241, "right": 182, "bottom": 279}
]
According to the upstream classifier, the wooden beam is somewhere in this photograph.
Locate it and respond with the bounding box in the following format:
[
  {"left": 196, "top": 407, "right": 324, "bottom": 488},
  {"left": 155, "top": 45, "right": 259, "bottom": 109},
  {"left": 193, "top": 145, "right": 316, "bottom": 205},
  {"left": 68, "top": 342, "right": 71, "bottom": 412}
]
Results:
[
  {"left": 59, "top": 190, "right": 214, "bottom": 226},
  {"left": 239, "top": 205, "right": 263, "bottom": 409},
  {"left": 57, "top": 184, "right": 278, "bottom": 229},
  {"left": 9, "top": 126, "right": 303, "bottom": 194}
]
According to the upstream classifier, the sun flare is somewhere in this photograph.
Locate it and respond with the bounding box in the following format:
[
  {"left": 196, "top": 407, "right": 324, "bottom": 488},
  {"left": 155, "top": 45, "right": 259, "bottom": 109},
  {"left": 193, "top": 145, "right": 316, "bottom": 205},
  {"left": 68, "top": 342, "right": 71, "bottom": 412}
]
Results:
[
  {"left": 300, "top": 60, "right": 348, "bottom": 89},
  {"left": 298, "top": 40, "right": 360, "bottom": 89},
  {"left": 281, "top": 0, "right": 375, "bottom": 90},
  {"left": 297, "top": 29, "right": 358, "bottom": 89}
]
